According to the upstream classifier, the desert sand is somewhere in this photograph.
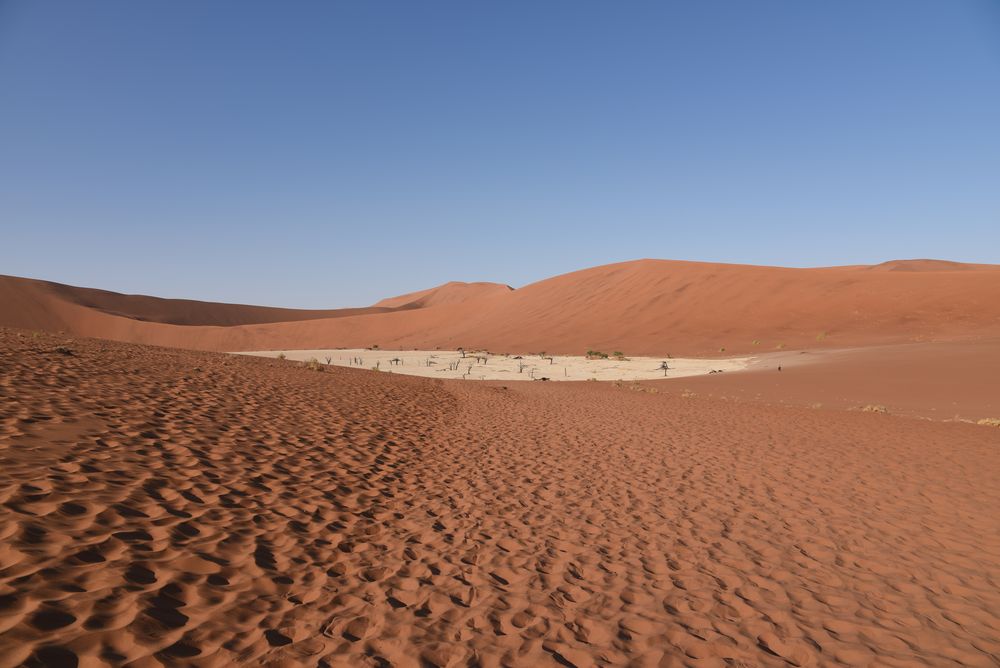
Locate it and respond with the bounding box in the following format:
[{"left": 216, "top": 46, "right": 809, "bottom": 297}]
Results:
[
  {"left": 677, "top": 339, "right": 1000, "bottom": 422},
  {"left": 4, "top": 258, "right": 1000, "bottom": 355},
  {"left": 235, "top": 349, "right": 753, "bottom": 382},
  {"left": 2, "top": 259, "right": 1000, "bottom": 666},
  {"left": 1, "top": 329, "right": 999, "bottom": 667}
]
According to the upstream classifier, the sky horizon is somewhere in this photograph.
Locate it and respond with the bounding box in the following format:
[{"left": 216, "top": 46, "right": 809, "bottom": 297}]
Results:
[{"left": 2, "top": 1, "right": 998, "bottom": 308}]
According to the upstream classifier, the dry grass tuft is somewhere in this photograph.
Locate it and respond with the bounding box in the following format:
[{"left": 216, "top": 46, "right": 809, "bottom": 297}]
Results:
[
  {"left": 977, "top": 417, "right": 1000, "bottom": 428},
  {"left": 613, "top": 380, "right": 658, "bottom": 394},
  {"left": 860, "top": 404, "right": 888, "bottom": 413}
]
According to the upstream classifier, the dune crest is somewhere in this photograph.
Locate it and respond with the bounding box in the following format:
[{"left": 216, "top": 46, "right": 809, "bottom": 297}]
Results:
[
  {"left": 1, "top": 258, "right": 998, "bottom": 355},
  {"left": 0, "top": 274, "right": 406, "bottom": 329},
  {"left": 865, "top": 258, "right": 1000, "bottom": 272},
  {"left": 373, "top": 281, "right": 513, "bottom": 309}
]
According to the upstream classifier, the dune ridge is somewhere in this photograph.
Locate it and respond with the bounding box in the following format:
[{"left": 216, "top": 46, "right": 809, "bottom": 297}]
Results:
[
  {"left": 0, "top": 275, "right": 412, "bottom": 330},
  {"left": 1, "top": 329, "right": 998, "bottom": 666},
  {"left": 2, "top": 258, "right": 999, "bottom": 356},
  {"left": 372, "top": 281, "right": 513, "bottom": 309}
]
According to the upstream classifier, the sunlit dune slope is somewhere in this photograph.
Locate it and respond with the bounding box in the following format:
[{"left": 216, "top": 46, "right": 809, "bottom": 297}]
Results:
[
  {"left": 373, "top": 281, "right": 512, "bottom": 309},
  {"left": 2, "top": 258, "right": 998, "bottom": 354}
]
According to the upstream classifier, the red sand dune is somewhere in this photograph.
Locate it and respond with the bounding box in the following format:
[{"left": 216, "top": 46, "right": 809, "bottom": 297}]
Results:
[
  {"left": 865, "top": 258, "right": 999, "bottom": 272},
  {"left": 373, "top": 281, "right": 512, "bottom": 309},
  {"left": 2, "top": 259, "right": 999, "bottom": 356},
  {"left": 1, "top": 330, "right": 998, "bottom": 666},
  {"left": 0, "top": 274, "right": 409, "bottom": 330}
]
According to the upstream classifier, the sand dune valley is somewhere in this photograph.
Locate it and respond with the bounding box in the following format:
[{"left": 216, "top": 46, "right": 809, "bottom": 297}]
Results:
[{"left": 2, "top": 258, "right": 1000, "bottom": 668}]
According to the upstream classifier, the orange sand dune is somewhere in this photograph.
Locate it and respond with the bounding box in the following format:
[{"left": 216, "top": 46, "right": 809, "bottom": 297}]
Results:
[
  {"left": 0, "top": 274, "right": 409, "bottom": 330},
  {"left": 373, "top": 281, "right": 512, "bottom": 309},
  {"left": 2, "top": 259, "right": 999, "bottom": 355},
  {"left": 864, "top": 258, "right": 1000, "bottom": 272},
  {"left": 1, "top": 329, "right": 998, "bottom": 666}
]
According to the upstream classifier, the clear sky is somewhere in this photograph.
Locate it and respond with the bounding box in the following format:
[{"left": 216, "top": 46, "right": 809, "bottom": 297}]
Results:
[{"left": 2, "top": 1, "right": 998, "bottom": 307}]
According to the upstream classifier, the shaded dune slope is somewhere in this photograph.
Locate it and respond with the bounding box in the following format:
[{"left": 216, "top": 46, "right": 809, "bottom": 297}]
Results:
[
  {"left": 2, "top": 259, "right": 999, "bottom": 355},
  {"left": 0, "top": 275, "right": 405, "bottom": 329},
  {"left": 1, "top": 329, "right": 998, "bottom": 666}
]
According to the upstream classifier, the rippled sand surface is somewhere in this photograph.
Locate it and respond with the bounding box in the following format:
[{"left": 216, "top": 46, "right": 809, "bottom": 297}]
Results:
[{"left": 1, "top": 329, "right": 998, "bottom": 666}]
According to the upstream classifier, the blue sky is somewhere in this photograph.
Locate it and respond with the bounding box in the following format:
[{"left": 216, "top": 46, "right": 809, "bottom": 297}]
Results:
[{"left": 2, "top": 1, "right": 998, "bottom": 307}]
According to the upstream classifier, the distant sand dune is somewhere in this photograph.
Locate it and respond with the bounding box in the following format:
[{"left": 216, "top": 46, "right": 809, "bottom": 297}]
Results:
[
  {"left": 0, "top": 274, "right": 406, "bottom": 329},
  {"left": 2, "top": 258, "right": 999, "bottom": 355},
  {"left": 372, "top": 281, "right": 513, "bottom": 309}
]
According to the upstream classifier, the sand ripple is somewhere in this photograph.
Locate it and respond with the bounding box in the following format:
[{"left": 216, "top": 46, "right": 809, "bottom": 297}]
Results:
[{"left": 1, "top": 330, "right": 998, "bottom": 666}]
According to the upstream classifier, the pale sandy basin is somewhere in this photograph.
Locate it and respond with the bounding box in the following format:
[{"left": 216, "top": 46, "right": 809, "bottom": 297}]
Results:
[{"left": 234, "top": 348, "right": 754, "bottom": 381}]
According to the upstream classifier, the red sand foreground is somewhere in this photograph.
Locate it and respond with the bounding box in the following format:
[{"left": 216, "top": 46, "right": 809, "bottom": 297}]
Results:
[{"left": 1, "top": 329, "right": 998, "bottom": 667}]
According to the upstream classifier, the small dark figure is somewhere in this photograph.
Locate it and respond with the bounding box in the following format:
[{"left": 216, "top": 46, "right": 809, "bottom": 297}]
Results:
[{"left": 778, "top": 365, "right": 782, "bottom": 372}]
